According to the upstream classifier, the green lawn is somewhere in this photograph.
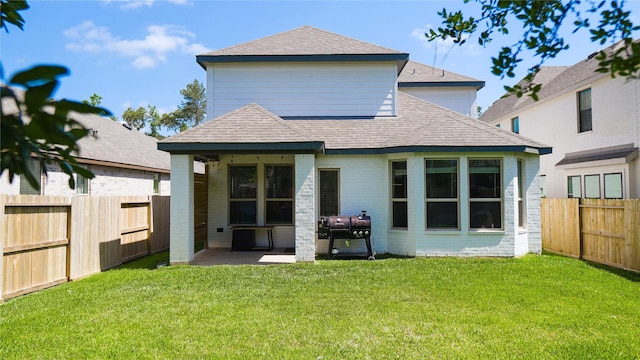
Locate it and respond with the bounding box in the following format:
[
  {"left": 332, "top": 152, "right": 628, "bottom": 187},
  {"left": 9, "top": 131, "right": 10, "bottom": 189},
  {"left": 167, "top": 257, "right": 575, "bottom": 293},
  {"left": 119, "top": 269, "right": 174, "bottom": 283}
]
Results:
[{"left": 1, "top": 253, "right": 639, "bottom": 359}]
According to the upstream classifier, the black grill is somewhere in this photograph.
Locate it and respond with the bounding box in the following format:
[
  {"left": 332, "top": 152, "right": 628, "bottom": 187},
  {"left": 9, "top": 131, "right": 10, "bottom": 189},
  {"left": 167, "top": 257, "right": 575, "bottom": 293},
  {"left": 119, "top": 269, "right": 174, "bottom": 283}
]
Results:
[{"left": 318, "top": 210, "right": 374, "bottom": 260}]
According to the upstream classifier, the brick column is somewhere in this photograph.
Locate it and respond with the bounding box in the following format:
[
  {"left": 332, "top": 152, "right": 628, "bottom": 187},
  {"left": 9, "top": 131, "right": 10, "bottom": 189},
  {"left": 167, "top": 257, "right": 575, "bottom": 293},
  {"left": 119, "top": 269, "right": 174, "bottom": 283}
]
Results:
[
  {"left": 170, "top": 154, "right": 194, "bottom": 265},
  {"left": 295, "top": 154, "right": 315, "bottom": 262}
]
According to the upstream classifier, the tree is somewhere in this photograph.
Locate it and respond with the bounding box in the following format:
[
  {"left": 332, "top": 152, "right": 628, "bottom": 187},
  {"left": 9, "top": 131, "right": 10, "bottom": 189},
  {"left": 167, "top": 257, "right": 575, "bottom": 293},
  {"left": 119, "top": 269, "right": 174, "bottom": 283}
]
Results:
[
  {"left": 426, "top": 0, "right": 640, "bottom": 99},
  {"left": 162, "top": 79, "right": 206, "bottom": 132},
  {"left": 1, "top": 1, "right": 111, "bottom": 189},
  {"left": 145, "top": 105, "right": 165, "bottom": 140},
  {"left": 121, "top": 106, "right": 147, "bottom": 131},
  {"left": 82, "top": 93, "right": 103, "bottom": 107}
]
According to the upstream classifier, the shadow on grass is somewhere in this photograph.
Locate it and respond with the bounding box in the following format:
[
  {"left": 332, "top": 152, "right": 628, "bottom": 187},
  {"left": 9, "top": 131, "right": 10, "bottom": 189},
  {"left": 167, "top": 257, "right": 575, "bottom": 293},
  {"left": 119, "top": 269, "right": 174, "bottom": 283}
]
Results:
[
  {"left": 582, "top": 259, "right": 640, "bottom": 283},
  {"left": 115, "top": 251, "right": 169, "bottom": 270}
]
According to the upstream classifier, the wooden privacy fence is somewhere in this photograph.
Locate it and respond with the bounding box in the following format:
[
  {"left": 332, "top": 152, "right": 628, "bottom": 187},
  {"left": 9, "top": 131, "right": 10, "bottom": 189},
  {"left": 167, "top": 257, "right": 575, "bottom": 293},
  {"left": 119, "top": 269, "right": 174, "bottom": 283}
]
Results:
[
  {"left": 1, "top": 195, "right": 170, "bottom": 300},
  {"left": 542, "top": 198, "right": 640, "bottom": 272}
]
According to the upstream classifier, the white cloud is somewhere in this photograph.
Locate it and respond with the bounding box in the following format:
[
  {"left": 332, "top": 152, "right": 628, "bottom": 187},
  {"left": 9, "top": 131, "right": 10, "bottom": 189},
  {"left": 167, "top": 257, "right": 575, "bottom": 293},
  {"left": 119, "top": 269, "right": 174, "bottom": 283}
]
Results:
[
  {"left": 64, "top": 21, "right": 210, "bottom": 69},
  {"left": 102, "top": 0, "right": 189, "bottom": 10}
]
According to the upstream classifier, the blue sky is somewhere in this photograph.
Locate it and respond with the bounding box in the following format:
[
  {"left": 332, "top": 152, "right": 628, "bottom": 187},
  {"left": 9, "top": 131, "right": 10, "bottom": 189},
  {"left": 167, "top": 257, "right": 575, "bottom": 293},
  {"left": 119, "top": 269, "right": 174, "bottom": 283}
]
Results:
[{"left": 3, "top": 0, "right": 640, "bottom": 135}]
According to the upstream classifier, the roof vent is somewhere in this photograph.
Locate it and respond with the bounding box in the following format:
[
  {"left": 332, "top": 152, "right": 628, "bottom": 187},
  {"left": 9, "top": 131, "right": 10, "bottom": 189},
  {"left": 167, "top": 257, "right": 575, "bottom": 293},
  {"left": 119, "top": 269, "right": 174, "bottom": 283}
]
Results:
[
  {"left": 122, "top": 123, "right": 133, "bottom": 130},
  {"left": 587, "top": 51, "right": 598, "bottom": 60}
]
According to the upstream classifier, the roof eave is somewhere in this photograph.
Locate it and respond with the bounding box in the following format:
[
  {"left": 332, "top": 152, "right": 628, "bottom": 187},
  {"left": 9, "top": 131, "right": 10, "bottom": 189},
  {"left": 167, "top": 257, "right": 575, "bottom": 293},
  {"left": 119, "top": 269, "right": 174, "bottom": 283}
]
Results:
[
  {"left": 324, "top": 145, "right": 552, "bottom": 155},
  {"left": 399, "top": 81, "right": 486, "bottom": 90},
  {"left": 158, "top": 141, "right": 325, "bottom": 154}
]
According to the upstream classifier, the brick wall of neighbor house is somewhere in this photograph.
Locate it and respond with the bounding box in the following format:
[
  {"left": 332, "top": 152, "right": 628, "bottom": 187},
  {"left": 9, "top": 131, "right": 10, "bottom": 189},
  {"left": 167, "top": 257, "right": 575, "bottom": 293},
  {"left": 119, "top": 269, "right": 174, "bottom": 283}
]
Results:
[
  {"left": 0, "top": 172, "right": 21, "bottom": 194},
  {"left": 399, "top": 87, "right": 479, "bottom": 119},
  {"left": 87, "top": 166, "right": 165, "bottom": 196},
  {"left": 495, "top": 75, "right": 639, "bottom": 198}
]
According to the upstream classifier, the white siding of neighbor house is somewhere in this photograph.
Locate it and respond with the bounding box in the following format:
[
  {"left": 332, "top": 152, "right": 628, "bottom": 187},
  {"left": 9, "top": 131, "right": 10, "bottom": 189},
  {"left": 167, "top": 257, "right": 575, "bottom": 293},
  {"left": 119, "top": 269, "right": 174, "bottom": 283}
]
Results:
[
  {"left": 400, "top": 87, "right": 479, "bottom": 118},
  {"left": 206, "top": 61, "right": 398, "bottom": 118},
  {"left": 492, "top": 75, "right": 639, "bottom": 198},
  {"left": 205, "top": 151, "right": 541, "bottom": 258},
  {"left": 0, "top": 164, "right": 170, "bottom": 196}
]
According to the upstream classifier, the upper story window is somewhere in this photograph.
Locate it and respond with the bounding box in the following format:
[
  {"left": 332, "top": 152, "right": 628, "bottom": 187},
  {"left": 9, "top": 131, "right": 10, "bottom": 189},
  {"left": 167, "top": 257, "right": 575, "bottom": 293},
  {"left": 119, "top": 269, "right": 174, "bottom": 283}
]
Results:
[
  {"left": 578, "top": 88, "right": 592, "bottom": 132},
  {"left": 391, "top": 161, "right": 408, "bottom": 229},
  {"left": 511, "top": 117, "right": 520, "bottom": 134}
]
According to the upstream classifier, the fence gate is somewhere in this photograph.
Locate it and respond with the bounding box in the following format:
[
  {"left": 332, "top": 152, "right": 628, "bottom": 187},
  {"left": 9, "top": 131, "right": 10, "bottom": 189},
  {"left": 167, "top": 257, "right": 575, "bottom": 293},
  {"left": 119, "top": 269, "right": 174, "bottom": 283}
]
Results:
[{"left": 1, "top": 195, "right": 71, "bottom": 299}]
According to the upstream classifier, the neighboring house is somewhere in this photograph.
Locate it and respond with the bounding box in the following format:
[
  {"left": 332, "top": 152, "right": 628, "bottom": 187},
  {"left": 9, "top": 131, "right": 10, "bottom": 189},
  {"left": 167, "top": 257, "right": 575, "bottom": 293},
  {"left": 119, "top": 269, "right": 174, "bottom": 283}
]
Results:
[
  {"left": 481, "top": 41, "right": 639, "bottom": 199},
  {"left": 0, "top": 106, "right": 174, "bottom": 196},
  {"left": 158, "top": 26, "right": 551, "bottom": 264},
  {"left": 398, "top": 60, "right": 485, "bottom": 118}
]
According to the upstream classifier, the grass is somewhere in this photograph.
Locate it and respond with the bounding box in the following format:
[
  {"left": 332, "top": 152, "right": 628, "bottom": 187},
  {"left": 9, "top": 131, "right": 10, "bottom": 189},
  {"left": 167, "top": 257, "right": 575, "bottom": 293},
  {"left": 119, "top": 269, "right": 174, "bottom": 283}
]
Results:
[{"left": 1, "top": 253, "right": 639, "bottom": 359}]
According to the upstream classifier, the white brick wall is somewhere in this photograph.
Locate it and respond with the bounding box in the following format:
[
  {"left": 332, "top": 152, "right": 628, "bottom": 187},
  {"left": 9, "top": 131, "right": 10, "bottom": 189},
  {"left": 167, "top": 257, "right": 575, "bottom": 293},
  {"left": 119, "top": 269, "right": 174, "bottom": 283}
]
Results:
[
  {"left": 170, "top": 154, "right": 194, "bottom": 265},
  {"left": 295, "top": 154, "right": 315, "bottom": 262}
]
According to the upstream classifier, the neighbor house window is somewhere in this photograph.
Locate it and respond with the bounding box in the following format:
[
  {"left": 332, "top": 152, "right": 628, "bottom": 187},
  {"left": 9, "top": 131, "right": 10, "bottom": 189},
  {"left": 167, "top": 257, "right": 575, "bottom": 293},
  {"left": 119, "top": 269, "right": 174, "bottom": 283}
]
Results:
[
  {"left": 425, "top": 159, "right": 459, "bottom": 229},
  {"left": 469, "top": 159, "right": 502, "bottom": 229},
  {"left": 20, "top": 158, "right": 42, "bottom": 195},
  {"left": 265, "top": 165, "right": 293, "bottom": 224},
  {"left": 511, "top": 117, "right": 520, "bottom": 134},
  {"left": 391, "top": 161, "right": 408, "bottom": 229},
  {"left": 517, "top": 159, "right": 526, "bottom": 228},
  {"left": 584, "top": 174, "right": 600, "bottom": 199},
  {"left": 578, "top": 88, "right": 592, "bottom": 132},
  {"left": 76, "top": 173, "right": 89, "bottom": 195},
  {"left": 229, "top": 165, "right": 257, "bottom": 225},
  {"left": 540, "top": 175, "right": 546, "bottom": 198},
  {"left": 319, "top": 169, "right": 339, "bottom": 217},
  {"left": 567, "top": 175, "right": 582, "bottom": 198},
  {"left": 604, "top": 173, "right": 623, "bottom": 199},
  {"left": 153, "top": 173, "right": 160, "bottom": 195}
]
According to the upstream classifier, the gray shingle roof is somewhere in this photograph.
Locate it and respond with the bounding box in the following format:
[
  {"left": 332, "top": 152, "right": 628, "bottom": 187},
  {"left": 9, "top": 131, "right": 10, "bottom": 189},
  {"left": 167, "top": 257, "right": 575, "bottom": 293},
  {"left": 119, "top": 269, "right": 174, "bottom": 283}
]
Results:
[
  {"left": 398, "top": 60, "right": 485, "bottom": 89},
  {"left": 159, "top": 92, "right": 550, "bottom": 154},
  {"left": 199, "top": 26, "right": 407, "bottom": 57},
  {"left": 480, "top": 40, "right": 634, "bottom": 123}
]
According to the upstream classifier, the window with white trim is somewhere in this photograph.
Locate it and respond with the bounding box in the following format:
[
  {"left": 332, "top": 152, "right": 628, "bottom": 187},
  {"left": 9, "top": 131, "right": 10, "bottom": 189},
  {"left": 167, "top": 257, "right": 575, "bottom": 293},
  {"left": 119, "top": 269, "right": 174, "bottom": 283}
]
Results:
[
  {"left": 517, "top": 159, "right": 526, "bottom": 228},
  {"left": 604, "top": 173, "right": 623, "bottom": 199},
  {"left": 20, "top": 158, "right": 42, "bottom": 195},
  {"left": 469, "top": 159, "right": 502, "bottom": 229},
  {"left": 425, "top": 159, "right": 459, "bottom": 229},
  {"left": 391, "top": 161, "right": 408, "bottom": 229},
  {"left": 568, "top": 176, "right": 582, "bottom": 198},
  {"left": 76, "top": 173, "right": 89, "bottom": 195},
  {"left": 584, "top": 174, "right": 600, "bottom": 199},
  {"left": 319, "top": 169, "right": 339, "bottom": 217},
  {"left": 265, "top": 165, "right": 293, "bottom": 224},
  {"left": 511, "top": 117, "right": 520, "bottom": 134},
  {"left": 229, "top": 165, "right": 257, "bottom": 225},
  {"left": 578, "top": 88, "right": 592, "bottom": 132}
]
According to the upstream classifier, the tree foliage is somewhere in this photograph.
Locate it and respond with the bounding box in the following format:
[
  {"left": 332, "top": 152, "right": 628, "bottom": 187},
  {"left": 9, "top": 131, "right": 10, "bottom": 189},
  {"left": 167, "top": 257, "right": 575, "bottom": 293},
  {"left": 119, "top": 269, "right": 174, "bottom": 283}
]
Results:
[
  {"left": 1, "top": 1, "right": 111, "bottom": 189},
  {"left": 162, "top": 79, "right": 206, "bottom": 132},
  {"left": 426, "top": 0, "right": 640, "bottom": 99}
]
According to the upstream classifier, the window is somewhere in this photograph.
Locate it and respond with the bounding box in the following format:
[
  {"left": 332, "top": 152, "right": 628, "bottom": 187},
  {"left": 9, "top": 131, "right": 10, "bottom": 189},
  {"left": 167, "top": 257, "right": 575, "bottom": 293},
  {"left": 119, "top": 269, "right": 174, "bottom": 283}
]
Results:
[
  {"left": 153, "top": 173, "right": 160, "bottom": 195},
  {"left": 425, "top": 159, "right": 459, "bottom": 229},
  {"left": 76, "top": 173, "right": 89, "bottom": 195},
  {"left": 469, "top": 159, "right": 502, "bottom": 229},
  {"left": 540, "top": 175, "right": 546, "bottom": 198},
  {"left": 265, "top": 165, "right": 293, "bottom": 224},
  {"left": 578, "top": 88, "right": 592, "bottom": 132},
  {"left": 511, "top": 117, "right": 520, "bottom": 134},
  {"left": 584, "top": 174, "right": 600, "bottom": 199},
  {"left": 229, "top": 165, "right": 257, "bottom": 225},
  {"left": 20, "top": 158, "right": 41, "bottom": 195},
  {"left": 391, "top": 161, "right": 408, "bottom": 229},
  {"left": 604, "top": 173, "right": 623, "bottom": 199},
  {"left": 517, "top": 160, "right": 526, "bottom": 228},
  {"left": 319, "top": 169, "right": 339, "bottom": 217},
  {"left": 496, "top": 124, "right": 501, "bottom": 128},
  {"left": 567, "top": 176, "right": 582, "bottom": 198}
]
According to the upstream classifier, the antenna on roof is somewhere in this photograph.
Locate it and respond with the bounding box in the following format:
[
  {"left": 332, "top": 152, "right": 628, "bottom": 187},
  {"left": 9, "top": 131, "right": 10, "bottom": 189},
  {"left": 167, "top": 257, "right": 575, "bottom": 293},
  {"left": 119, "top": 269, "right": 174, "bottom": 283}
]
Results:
[
  {"left": 587, "top": 51, "right": 598, "bottom": 60},
  {"left": 123, "top": 123, "right": 132, "bottom": 130}
]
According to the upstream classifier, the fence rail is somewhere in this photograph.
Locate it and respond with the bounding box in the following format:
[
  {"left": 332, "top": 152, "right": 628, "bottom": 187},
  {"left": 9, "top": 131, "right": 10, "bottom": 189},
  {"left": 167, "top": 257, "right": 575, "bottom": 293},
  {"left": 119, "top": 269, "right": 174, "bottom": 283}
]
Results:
[
  {"left": 1, "top": 195, "right": 170, "bottom": 300},
  {"left": 542, "top": 198, "right": 640, "bottom": 272}
]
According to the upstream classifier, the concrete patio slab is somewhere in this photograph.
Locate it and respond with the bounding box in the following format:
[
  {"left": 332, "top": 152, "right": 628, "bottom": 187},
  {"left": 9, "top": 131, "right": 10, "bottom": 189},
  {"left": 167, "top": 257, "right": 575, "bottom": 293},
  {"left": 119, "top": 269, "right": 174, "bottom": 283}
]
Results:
[{"left": 193, "top": 248, "right": 296, "bottom": 266}]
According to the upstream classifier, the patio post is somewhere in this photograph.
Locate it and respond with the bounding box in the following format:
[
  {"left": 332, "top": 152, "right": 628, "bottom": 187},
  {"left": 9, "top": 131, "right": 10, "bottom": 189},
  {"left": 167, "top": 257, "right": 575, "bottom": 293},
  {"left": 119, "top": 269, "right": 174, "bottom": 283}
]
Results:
[
  {"left": 295, "top": 154, "right": 316, "bottom": 262},
  {"left": 170, "top": 154, "right": 194, "bottom": 265}
]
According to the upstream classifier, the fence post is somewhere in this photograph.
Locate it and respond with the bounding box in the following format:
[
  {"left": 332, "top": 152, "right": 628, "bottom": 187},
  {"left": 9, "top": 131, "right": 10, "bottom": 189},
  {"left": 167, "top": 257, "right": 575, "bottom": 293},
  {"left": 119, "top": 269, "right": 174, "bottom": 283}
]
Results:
[
  {"left": 624, "top": 200, "right": 640, "bottom": 272},
  {"left": 0, "top": 195, "right": 5, "bottom": 302},
  {"left": 578, "top": 198, "right": 583, "bottom": 260}
]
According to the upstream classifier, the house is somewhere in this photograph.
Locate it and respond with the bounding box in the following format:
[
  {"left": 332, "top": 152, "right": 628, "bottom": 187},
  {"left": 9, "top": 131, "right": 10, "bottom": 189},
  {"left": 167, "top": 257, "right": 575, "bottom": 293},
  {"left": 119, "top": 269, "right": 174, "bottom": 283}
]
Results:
[
  {"left": 158, "top": 26, "right": 551, "bottom": 264},
  {"left": 1, "top": 106, "right": 173, "bottom": 196},
  {"left": 480, "top": 41, "right": 639, "bottom": 199},
  {"left": 398, "top": 60, "right": 485, "bottom": 118}
]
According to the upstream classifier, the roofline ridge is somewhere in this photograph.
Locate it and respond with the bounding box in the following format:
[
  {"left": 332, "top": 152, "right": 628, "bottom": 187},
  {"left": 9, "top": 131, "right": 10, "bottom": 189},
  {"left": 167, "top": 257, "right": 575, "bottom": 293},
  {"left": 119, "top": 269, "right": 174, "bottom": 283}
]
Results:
[{"left": 250, "top": 103, "right": 316, "bottom": 141}]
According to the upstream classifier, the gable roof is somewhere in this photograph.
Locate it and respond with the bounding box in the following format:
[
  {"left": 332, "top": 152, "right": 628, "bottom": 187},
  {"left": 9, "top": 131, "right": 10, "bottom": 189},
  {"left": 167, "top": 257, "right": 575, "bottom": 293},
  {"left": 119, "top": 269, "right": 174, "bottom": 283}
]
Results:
[
  {"left": 398, "top": 60, "right": 485, "bottom": 89},
  {"left": 159, "top": 92, "right": 551, "bottom": 155},
  {"left": 1, "top": 89, "right": 175, "bottom": 173},
  {"left": 480, "top": 40, "right": 634, "bottom": 123},
  {"left": 196, "top": 26, "right": 409, "bottom": 72}
]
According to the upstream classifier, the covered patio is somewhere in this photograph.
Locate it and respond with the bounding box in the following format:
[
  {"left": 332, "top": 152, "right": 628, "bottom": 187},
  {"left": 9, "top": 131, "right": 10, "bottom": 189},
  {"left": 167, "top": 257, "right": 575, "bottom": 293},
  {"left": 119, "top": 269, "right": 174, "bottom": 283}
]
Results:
[{"left": 193, "top": 248, "right": 297, "bottom": 266}]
